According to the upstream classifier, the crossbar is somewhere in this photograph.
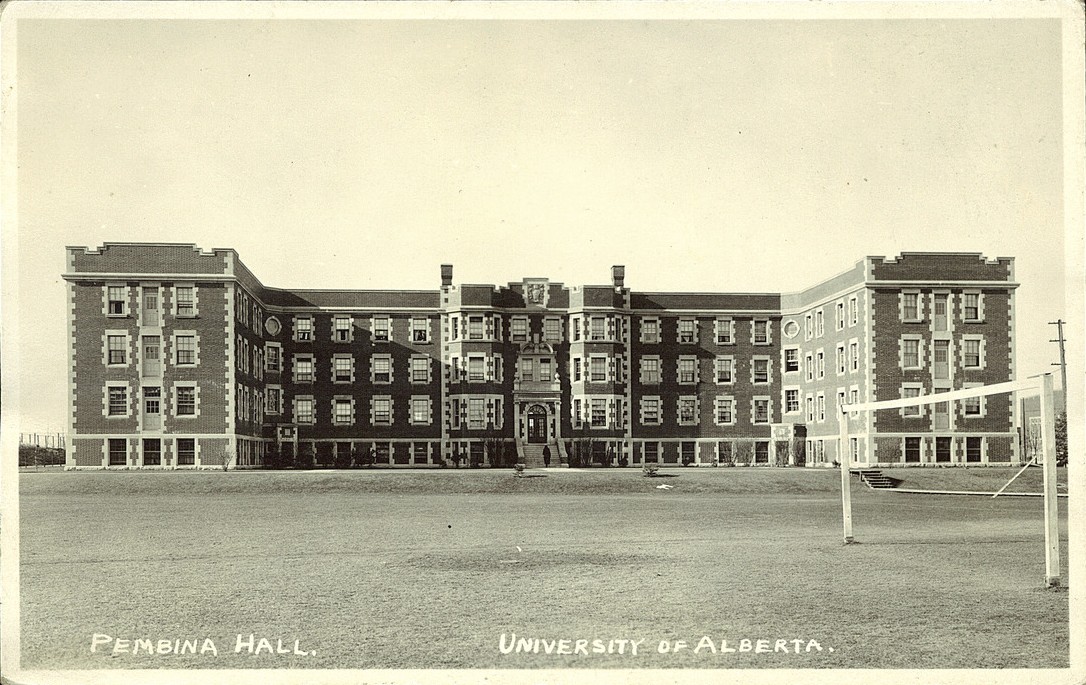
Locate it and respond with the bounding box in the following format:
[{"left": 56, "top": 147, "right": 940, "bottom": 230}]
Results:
[{"left": 843, "top": 377, "right": 1040, "bottom": 414}]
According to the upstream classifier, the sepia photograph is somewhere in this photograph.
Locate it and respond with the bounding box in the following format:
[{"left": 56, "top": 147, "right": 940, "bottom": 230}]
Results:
[{"left": 1, "top": 2, "right": 1083, "bottom": 684}]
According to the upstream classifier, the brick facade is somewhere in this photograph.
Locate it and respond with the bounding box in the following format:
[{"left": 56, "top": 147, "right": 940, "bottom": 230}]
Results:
[{"left": 64, "top": 244, "right": 1020, "bottom": 469}]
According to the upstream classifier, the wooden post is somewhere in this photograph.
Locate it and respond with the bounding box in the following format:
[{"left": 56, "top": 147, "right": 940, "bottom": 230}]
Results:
[
  {"left": 1039, "top": 373, "right": 1061, "bottom": 587},
  {"left": 839, "top": 406, "right": 854, "bottom": 544}
]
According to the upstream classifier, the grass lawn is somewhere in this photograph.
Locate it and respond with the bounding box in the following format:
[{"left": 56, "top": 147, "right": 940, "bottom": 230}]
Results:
[{"left": 19, "top": 468, "right": 1070, "bottom": 670}]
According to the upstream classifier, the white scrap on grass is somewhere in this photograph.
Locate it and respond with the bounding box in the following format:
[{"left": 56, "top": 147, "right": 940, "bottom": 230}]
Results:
[
  {"left": 516, "top": 546, "right": 522, "bottom": 553},
  {"left": 656, "top": 484, "right": 673, "bottom": 490}
]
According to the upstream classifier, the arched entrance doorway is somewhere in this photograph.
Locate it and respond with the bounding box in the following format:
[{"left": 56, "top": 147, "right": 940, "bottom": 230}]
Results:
[{"left": 526, "top": 404, "right": 548, "bottom": 444}]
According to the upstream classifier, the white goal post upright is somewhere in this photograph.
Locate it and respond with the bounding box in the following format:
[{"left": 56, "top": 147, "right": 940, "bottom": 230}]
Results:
[{"left": 838, "top": 373, "right": 1061, "bottom": 587}]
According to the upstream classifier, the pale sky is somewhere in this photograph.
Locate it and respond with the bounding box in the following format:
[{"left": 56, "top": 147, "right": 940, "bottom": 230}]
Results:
[{"left": 6, "top": 13, "right": 1070, "bottom": 432}]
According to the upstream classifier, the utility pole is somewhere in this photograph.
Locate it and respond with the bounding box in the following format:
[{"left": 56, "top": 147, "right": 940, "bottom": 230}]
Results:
[{"left": 1049, "top": 319, "right": 1067, "bottom": 400}]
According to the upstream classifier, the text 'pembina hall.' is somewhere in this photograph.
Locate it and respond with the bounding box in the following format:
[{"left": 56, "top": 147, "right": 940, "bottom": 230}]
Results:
[{"left": 63, "top": 243, "right": 1019, "bottom": 470}]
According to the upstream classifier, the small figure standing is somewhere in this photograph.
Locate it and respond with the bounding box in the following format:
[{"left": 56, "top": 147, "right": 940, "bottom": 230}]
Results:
[{"left": 542, "top": 445, "right": 552, "bottom": 467}]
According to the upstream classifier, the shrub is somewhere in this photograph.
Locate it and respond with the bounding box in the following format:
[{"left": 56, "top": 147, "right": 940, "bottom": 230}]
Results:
[
  {"left": 219, "top": 449, "right": 234, "bottom": 471},
  {"left": 642, "top": 464, "right": 660, "bottom": 477},
  {"left": 1055, "top": 412, "right": 1068, "bottom": 466},
  {"left": 334, "top": 447, "right": 354, "bottom": 469},
  {"left": 618, "top": 452, "right": 629, "bottom": 468},
  {"left": 296, "top": 443, "right": 315, "bottom": 470},
  {"left": 514, "top": 463, "right": 526, "bottom": 477},
  {"left": 316, "top": 442, "right": 335, "bottom": 468}
]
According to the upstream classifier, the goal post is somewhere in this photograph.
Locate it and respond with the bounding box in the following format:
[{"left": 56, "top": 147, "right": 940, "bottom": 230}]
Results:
[{"left": 837, "top": 373, "right": 1060, "bottom": 587}]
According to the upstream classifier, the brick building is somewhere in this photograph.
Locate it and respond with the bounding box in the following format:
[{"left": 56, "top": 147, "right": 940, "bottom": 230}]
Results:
[{"left": 63, "top": 244, "right": 1020, "bottom": 469}]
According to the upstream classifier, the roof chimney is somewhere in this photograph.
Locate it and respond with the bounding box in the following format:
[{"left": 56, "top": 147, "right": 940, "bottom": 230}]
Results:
[
  {"left": 611, "top": 265, "right": 625, "bottom": 288},
  {"left": 441, "top": 264, "right": 453, "bottom": 287}
]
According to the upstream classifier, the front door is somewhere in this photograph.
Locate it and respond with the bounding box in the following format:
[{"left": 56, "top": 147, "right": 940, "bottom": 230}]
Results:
[{"left": 527, "top": 406, "right": 547, "bottom": 444}]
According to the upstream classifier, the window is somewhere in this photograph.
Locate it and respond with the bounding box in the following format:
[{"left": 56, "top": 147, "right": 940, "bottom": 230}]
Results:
[
  {"left": 817, "top": 394, "right": 825, "bottom": 422},
  {"left": 805, "top": 354, "right": 814, "bottom": 382},
  {"left": 966, "top": 437, "right": 983, "bottom": 462},
  {"left": 295, "top": 355, "right": 314, "bottom": 383},
  {"left": 964, "top": 395, "right": 982, "bottom": 416},
  {"left": 334, "top": 356, "right": 353, "bottom": 383},
  {"left": 411, "top": 318, "right": 429, "bottom": 343},
  {"left": 591, "top": 398, "right": 607, "bottom": 427},
  {"left": 902, "top": 338, "right": 921, "bottom": 369},
  {"left": 413, "top": 443, "right": 429, "bottom": 464},
  {"left": 850, "top": 341, "right": 859, "bottom": 372},
  {"left": 107, "top": 386, "right": 127, "bottom": 416},
  {"left": 590, "top": 357, "right": 607, "bottom": 382},
  {"left": 411, "top": 357, "right": 429, "bottom": 383},
  {"left": 752, "top": 320, "right": 769, "bottom": 345},
  {"left": 372, "top": 317, "right": 390, "bottom": 342},
  {"left": 107, "top": 286, "right": 127, "bottom": 316},
  {"left": 752, "top": 358, "right": 769, "bottom": 384},
  {"left": 849, "top": 296, "right": 859, "bottom": 326},
  {"left": 642, "top": 357, "right": 661, "bottom": 384},
  {"left": 107, "top": 335, "right": 127, "bottom": 365},
  {"left": 784, "top": 349, "right": 799, "bottom": 373},
  {"left": 295, "top": 397, "right": 314, "bottom": 424},
  {"left": 468, "top": 398, "right": 485, "bottom": 429},
  {"left": 450, "top": 316, "right": 459, "bottom": 341},
  {"left": 715, "top": 318, "right": 734, "bottom": 345},
  {"left": 511, "top": 317, "right": 528, "bottom": 342},
  {"left": 816, "top": 351, "right": 825, "bottom": 379},
  {"left": 754, "top": 442, "right": 769, "bottom": 464},
  {"left": 642, "top": 397, "right": 661, "bottom": 425},
  {"left": 804, "top": 314, "right": 813, "bottom": 340},
  {"left": 753, "top": 398, "right": 769, "bottom": 424},
  {"left": 411, "top": 397, "right": 429, "bottom": 425},
  {"left": 143, "top": 438, "right": 161, "bottom": 466},
  {"left": 836, "top": 344, "right": 846, "bottom": 375},
  {"left": 573, "top": 358, "right": 582, "bottom": 382},
  {"left": 678, "top": 357, "right": 697, "bottom": 384},
  {"left": 108, "top": 438, "right": 127, "bottom": 466},
  {"left": 176, "top": 386, "right": 196, "bottom": 416},
  {"left": 904, "top": 437, "right": 922, "bottom": 463},
  {"left": 572, "top": 317, "right": 581, "bottom": 342},
  {"left": 468, "top": 316, "right": 483, "bottom": 340},
  {"left": 963, "top": 293, "right": 981, "bottom": 321},
  {"left": 373, "top": 356, "right": 391, "bottom": 384},
  {"left": 176, "top": 438, "right": 196, "bottom": 466},
  {"left": 806, "top": 396, "right": 814, "bottom": 422},
  {"left": 644, "top": 442, "right": 659, "bottom": 463},
  {"left": 715, "top": 397, "right": 734, "bottom": 424},
  {"left": 785, "top": 389, "right": 800, "bottom": 414},
  {"left": 815, "top": 310, "right": 824, "bottom": 337},
  {"left": 641, "top": 318, "right": 660, "bottom": 344},
  {"left": 850, "top": 388, "right": 859, "bottom": 405},
  {"left": 836, "top": 302, "right": 845, "bottom": 330},
  {"left": 266, "top": 387, "right": 281, "bottom": 414},
  {"left": 678, "top": 397, "right": 697, "bottom": 425},
  {"left": 544, "top": 318, "right": 561, "bottom": 342},
  {"left": 715, "top": 357, "right": 734, "bottom": 384},
  {"left": 334, "top": 316, "right": 352, "bottom": 342},
  {"left": 963, "top": 338, "right": 983, "bottom": 369},
  {"left": 590, "top": 317, "right": 606, "bottom": 341},
  {"left": 573, "top": 398, "right": 582, "bottom": 427},
  {"left": 681, "top": 442, "right": 696, "bottom": 464},
  {"left": 678, "top": 319, "right": 696, "bottom": 344},
  {"left": 540, "top": 358, "right": 552, "bottom": 381},
  {"left": 334, "top": 398, "right": 352, "bottom": 425},
  {"left": 266, "top": 344, "right": 281, "bottom": 372},
  {"left": 373, "top": 397, "right": 392, "bottom": 425},
  {"left": 295, "top": 316, "right": 313, "bottom": 342},
  {"left": 902, "top": 292, "right": 919, "bottom": 321},
  {"left": 468, "top": 357, "right": 484, "bottom": 382}
]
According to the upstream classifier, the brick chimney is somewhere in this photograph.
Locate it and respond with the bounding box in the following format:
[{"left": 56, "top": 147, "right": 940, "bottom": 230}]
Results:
[
  {"left": 612, "top": 265, "right": 625, "bottom": 288},
  {"left": 441, "top": 264, "right": 453, "bottom": 287}
]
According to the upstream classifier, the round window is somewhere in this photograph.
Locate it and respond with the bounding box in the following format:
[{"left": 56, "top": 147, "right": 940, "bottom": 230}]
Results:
[
  {"left": 783, "top": 320, "right": 800, "bottom": 339},
  {"left": 265, "top": 316, "right": 282, "bottom": 336}
]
